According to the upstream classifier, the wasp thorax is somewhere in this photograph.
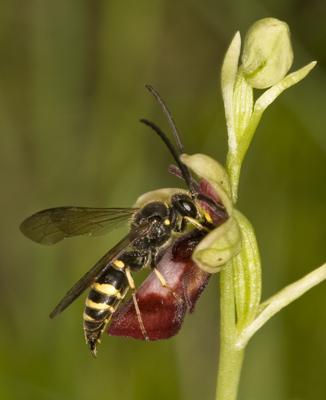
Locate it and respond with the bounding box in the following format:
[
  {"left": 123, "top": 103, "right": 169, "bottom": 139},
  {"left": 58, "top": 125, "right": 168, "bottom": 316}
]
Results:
[
  {"left": 134, "top": 202, "right": 169, "bottom": 226},
  {"left": 132, "top": 202, "right": 173, "bottom": 243}
]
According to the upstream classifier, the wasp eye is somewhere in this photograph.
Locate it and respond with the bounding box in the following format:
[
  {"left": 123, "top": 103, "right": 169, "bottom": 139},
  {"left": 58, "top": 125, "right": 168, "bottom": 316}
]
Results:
[
  {"left": 181, "top": 201, "right": 196, "bottom": 216},
  {"left": 171, "top": 194, "right": 197, "bottom": 218}
]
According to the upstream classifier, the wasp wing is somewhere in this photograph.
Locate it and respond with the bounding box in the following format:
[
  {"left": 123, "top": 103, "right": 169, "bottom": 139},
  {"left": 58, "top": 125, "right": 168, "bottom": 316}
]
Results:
[
  {"left": 20, "top": 207, "right": 138, "bottom": 245},
  {"left": 49, "top": 223, "right": 151, "bottom": 319}
]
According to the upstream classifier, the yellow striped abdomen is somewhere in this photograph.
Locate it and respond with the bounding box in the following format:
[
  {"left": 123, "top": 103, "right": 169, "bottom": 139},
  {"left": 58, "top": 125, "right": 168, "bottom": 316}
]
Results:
[{"left": 83, "top": 262, "right": 129, "bottom": 357}]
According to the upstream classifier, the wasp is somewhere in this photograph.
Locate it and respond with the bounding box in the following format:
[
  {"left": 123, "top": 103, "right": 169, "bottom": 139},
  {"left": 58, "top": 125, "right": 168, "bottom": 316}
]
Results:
[{"left": 20, "top": 86, "right": 228, "bottom": 357}]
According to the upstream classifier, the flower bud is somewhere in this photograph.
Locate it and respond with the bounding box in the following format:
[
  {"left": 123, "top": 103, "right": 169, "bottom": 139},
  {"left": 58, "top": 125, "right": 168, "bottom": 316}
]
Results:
[{"left": 241, "top": 18, "right": 293, "bottom": 89}]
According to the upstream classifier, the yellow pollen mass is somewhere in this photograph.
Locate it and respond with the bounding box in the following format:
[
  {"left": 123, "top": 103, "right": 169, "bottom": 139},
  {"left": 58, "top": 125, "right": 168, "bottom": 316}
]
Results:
[{"left": 203, "top": 210, "right": 213, "bottom": 224}]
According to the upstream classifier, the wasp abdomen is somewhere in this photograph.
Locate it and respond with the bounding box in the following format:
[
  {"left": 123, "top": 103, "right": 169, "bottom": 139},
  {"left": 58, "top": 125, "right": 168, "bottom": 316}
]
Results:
[{"left": 83, "top": 261, "right": 129, "bottom": 357}]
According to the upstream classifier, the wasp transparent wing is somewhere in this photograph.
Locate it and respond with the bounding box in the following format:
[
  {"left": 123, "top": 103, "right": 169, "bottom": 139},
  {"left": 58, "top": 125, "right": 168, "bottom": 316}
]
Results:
[
  {"left": 20, "top": 207, "right": 138, "bottom": 245},
  {"left": 49, "top": 223, "right": 151, "bottom": 319}
]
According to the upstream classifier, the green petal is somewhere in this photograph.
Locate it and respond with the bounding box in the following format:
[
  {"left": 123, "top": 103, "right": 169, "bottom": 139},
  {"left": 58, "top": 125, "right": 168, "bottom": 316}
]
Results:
[
  {"left": 181, "top": 153, "right": 232, "bottom": 212},
  {"left": 134, "top": 188, "right": 189, "bottom": 208},
  {"left": 233, "top": 66, "right": 254, "bottom": 143},
  {"left": 232, "top": 210, "right": 262, "bottom": 331},
  {"left": 221, "top": 31, "right": 241, "bottom": 153},
  {"left": 193, "top": 216, "right": 242, "bottom": 273}
]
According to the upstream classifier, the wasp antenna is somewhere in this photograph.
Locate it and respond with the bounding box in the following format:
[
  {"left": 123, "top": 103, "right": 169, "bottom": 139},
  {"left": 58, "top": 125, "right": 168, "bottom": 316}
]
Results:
[
  {"left": 144, "top": 85, "right": 196, "bottom": 200},
  {"left": 145, "top": 85, "right": 185, "bottom": 155},
  {"left": 140, "top": 119, "right": 196, "bottom": 199}
]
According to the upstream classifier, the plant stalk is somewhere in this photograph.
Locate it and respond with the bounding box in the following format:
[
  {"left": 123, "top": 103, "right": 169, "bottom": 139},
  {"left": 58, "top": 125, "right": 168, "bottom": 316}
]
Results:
[{"left": 216, "top": 261, "right": 244, "bottom": 400}]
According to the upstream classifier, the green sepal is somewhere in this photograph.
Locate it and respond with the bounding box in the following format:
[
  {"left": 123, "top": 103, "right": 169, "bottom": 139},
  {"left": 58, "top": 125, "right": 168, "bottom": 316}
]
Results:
[
  {"left": 233, "top": 67, "right": 254, "bottom": 143},
  {"left": 181, "top": 153, "right": 242, "bottom": 273},
  {"left": 134, "top": 188, "right": 189, "bottom": 208},
  {"left": 232, "top": 209, "right": 262, "bottom": 332},
  {"left": 193, "top": 216, "right": 242, "bottom": 274},
  {"left": 181, "top": 153, "right": 232, "bottom": 212}
]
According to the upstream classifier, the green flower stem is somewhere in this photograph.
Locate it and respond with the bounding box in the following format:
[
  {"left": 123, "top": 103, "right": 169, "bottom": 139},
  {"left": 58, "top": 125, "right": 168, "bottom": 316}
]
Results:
[
  {"left": 236, "top": 263, "right": 326, "bottom": 349},
  {"left": 216, "top": 19, "right": 318, "bottom": 400},
  {"left": 216, "top": 261, "right": 244, "bottom": 400}
]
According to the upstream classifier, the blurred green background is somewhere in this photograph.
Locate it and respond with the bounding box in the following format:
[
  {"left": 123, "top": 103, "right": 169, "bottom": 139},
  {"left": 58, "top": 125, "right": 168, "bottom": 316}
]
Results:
[{"left": 1, "top": 1, "right": 326, "bottom": 399}]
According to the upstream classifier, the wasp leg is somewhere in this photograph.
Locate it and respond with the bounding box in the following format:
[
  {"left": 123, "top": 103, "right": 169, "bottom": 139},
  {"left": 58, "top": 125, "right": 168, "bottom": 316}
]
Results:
[
  {"left": 184, "top": 216, "right": 210, "bottom": 232},
  {"left": 125, "top": 266, "right": 149, "bottom": 341},
  {"left": 153, "top": 267, "right": 184, "bottom": 305}
]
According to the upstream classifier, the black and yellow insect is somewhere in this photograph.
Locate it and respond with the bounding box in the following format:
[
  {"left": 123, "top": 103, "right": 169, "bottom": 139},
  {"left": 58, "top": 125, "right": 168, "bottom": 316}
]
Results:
[
  {"left": 20, "top": 86, "right": 228, "bottom": 357},
  {"left": 20, "top": 193, "right": 218, "bottom": 356}
]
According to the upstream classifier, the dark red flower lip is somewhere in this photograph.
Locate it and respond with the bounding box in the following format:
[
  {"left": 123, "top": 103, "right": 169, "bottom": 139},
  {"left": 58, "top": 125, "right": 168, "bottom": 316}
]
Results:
[
  {"left": 107, "top": 176, "right": 226, "bottom": 341},
  {"left": 107, "top": 232, "right": 211, "bottom": 341}
]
